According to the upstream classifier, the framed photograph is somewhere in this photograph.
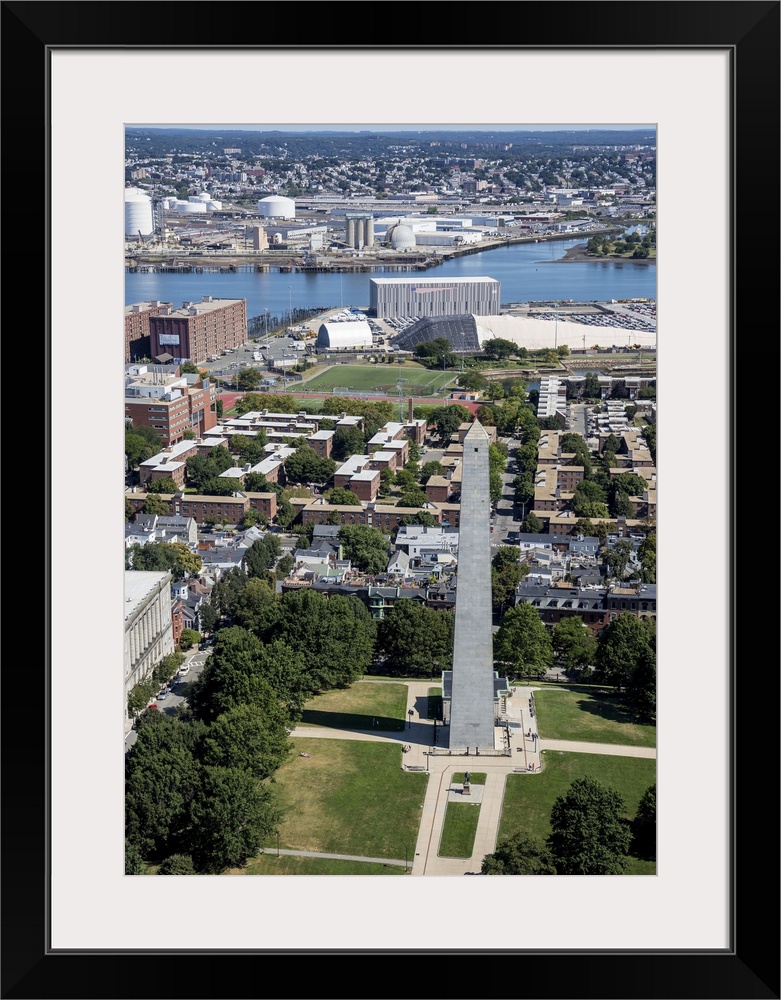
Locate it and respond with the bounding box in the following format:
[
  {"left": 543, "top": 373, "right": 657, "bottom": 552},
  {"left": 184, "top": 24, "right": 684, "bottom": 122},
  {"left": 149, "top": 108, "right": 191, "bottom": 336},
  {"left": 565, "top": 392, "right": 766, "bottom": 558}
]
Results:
[{"left": 6, "top": 3, "right": 778, "bottom": 997}]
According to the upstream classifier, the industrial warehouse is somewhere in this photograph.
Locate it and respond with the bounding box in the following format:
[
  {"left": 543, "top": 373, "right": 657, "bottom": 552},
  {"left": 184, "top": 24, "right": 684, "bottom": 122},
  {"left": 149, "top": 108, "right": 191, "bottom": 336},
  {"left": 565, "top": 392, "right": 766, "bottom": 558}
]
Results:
[{"left": 368, "top": 276, "right": 501, "bottom": 319}]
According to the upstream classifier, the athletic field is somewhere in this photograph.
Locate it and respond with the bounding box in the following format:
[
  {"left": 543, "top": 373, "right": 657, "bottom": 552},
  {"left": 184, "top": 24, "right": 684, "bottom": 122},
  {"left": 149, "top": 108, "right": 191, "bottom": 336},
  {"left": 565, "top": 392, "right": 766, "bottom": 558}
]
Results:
[{"left": 300, "top": 363, "right": 457, "bottom": 397}]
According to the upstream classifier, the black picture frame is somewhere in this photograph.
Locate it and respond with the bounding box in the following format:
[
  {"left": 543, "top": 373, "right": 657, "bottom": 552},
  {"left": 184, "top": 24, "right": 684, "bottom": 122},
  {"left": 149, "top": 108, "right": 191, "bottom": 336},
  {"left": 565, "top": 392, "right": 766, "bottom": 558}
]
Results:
[{"left": 4, "top": 3, "right": 779, "bottom": 998}]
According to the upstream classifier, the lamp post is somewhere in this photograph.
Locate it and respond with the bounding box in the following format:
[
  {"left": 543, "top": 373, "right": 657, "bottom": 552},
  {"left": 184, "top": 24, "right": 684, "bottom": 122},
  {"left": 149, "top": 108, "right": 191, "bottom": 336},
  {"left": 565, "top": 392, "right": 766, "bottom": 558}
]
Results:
[
  {"left": 407, "top": 708, "right": 413, "bottom": 729},
  {"left": 276, "top": 831, "right": 280, "bottom": 858},
  {"left": 288, "top": 285, "right": 293, "bottom": 331}
]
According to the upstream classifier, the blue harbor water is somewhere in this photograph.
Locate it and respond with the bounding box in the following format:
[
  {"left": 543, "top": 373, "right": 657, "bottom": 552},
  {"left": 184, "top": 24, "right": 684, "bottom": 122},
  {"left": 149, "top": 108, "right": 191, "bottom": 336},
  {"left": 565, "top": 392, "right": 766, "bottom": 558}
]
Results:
[{"left": 126, "top": 238, "right": 656, "bottom": 322}]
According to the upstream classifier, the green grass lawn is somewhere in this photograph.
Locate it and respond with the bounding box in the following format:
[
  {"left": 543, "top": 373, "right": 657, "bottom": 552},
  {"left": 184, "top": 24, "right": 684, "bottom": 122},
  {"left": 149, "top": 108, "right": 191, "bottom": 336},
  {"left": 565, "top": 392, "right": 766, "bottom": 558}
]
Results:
[
  {"left": 300, "top": 362, "right": 456, "bottom": 397},
  {"left": 265, "top": 738, "right": 428, "bottom": 861},
  {"left": 300, "top": 682, "right": 408, "bottom": 732},
  {"left": 535, "top": 686, "right": 656, "bottom": 748},
  {"left": 498, "top": 751, "right": 656, "bottom": 875},
  {"left": 236, "top": 855, "right": 407, "bottom": 876},
  {"left": 439, "top": 800, "right": 482, "bottom": 858}
]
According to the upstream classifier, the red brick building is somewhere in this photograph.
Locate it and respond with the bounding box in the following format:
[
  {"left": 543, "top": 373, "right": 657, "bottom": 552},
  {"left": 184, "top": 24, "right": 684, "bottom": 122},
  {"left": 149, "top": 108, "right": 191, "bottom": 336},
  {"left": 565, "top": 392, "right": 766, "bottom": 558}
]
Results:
[
  {"left": 125, "top": 374, "right": 217, "bottom": 447},
  {"left": 125, "top": 301, "right": 172, "bottom": 363},
  {"left": 149, "top": 297, "right": 247, "bottom": 365}
]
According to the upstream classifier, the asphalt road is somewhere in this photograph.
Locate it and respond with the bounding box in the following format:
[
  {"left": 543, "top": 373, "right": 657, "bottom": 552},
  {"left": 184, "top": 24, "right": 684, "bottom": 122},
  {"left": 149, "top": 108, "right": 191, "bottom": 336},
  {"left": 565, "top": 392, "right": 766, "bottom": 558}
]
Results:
[{"left": 124, "top": 647, "right": 213, "bottom": 753}]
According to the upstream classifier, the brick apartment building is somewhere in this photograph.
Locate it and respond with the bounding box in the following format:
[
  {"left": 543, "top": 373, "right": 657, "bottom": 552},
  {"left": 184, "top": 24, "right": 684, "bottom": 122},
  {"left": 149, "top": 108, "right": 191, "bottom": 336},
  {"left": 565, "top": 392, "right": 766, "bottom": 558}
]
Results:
[
  {"left": 125, "top": 371, "right": 217, "bottom": 447},
  {"left": 149, "top": 296, "right": 247, "bottom": 365},
  {"left": 125, "top": 300, "right": 173, "bottom": 363}
]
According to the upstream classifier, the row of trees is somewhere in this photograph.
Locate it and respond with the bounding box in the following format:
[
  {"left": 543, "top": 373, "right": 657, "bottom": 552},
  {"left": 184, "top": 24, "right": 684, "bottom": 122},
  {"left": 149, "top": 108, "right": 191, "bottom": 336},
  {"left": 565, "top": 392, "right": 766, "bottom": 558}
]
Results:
[{"left": 482, "top": 777, "right": 656, "bottom": 874}]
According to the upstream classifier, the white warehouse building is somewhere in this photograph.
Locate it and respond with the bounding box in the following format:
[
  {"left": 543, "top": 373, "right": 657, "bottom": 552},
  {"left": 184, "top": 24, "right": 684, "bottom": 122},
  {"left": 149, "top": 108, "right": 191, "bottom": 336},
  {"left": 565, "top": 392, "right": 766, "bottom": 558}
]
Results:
[
  {"left": 316, "top": 320, "right": 373, "bottom": 351},
  {"left": 257, "top": 195, "right": 296, "bottom": 219},
  {"left": 369, "top": 276, "right": 501, "bottom": 319}
]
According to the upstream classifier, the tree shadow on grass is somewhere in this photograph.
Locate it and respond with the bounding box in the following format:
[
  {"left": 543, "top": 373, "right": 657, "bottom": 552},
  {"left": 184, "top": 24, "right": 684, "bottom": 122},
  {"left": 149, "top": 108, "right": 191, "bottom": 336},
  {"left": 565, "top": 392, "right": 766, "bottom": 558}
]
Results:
[
  {"left": 301, "top": 709, "right": 405, "bottom": 732},
  {"left": 575, "top": 696, "right": 644, "bottom": 726}
]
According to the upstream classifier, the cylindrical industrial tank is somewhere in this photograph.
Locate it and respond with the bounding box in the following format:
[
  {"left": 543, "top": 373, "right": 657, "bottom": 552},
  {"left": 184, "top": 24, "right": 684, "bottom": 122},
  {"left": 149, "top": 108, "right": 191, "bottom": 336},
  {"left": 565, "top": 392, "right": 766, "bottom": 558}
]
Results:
[
  {"left": 125, "top": 188, "right": 154, "bottom": 237},
  {"left": 346, "top": 218, "right": 356, "bottom": 247},
  {"left": 365, "top": 217, "right": 375, "bottom": 247},
  {"left": 257, "top": 195, "right": 295, "bottom": 219}
]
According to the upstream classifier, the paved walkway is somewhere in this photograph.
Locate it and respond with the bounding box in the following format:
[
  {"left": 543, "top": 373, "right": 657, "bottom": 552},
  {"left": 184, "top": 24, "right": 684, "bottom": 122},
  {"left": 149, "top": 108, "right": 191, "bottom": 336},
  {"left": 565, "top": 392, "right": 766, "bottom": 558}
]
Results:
[{"left": 288, "top": 680, "right": 656, "bottom": 876}]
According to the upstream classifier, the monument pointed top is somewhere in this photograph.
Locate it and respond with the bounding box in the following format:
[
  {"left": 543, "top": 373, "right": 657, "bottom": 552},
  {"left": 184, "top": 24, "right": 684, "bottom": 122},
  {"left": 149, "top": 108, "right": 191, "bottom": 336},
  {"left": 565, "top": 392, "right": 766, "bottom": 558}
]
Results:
[{"left": 464, "top": 419, "right": 489, "bottom": 441}]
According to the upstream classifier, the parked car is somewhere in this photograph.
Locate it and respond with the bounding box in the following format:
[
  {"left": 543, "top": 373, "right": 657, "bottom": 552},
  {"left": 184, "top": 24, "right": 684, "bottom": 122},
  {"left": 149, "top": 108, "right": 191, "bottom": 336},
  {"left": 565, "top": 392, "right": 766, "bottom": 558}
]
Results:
[
  {"left": 157, "top": 688, "right": 169, "bottom": 701},
  {"left": 179, "top": 663, "right": 191, "bottom": 675}
]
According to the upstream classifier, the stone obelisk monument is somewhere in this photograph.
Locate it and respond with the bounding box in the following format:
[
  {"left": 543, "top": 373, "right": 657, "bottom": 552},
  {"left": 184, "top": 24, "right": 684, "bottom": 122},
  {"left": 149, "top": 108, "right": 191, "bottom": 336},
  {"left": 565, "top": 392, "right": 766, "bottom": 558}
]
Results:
[{"left": 448, "top": 419, "right": 497, "bottom": 751}]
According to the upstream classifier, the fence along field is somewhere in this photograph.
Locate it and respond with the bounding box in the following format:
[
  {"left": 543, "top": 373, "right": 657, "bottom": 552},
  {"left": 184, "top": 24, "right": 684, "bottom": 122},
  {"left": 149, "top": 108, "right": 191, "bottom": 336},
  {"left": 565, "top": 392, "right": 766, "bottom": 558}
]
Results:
[{"left": 301, "top": 363, "right": 457, "bottom": 397}]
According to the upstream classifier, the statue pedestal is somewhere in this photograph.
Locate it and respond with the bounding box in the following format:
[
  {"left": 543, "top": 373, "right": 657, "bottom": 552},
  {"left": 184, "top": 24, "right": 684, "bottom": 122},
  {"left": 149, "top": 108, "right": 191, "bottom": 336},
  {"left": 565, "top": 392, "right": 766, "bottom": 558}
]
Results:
[{"left": 463, "top": 782, "right": 471, "bottom": 796}]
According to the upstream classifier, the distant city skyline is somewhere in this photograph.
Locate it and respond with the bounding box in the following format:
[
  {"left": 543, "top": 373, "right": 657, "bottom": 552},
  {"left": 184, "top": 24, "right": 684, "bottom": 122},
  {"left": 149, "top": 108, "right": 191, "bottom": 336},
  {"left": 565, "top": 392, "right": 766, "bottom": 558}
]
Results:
[{"left": 131, "top": 124, "right": 655, "bottom": 134}]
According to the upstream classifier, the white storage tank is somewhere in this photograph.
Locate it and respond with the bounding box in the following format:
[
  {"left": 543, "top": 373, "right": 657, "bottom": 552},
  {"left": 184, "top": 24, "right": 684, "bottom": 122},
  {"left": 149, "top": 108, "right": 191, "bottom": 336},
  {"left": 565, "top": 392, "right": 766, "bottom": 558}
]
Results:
[
  {"left": 125, "top": 188, "right": 154, "bottom": 238},
  {"left": 257, "top": 195, "right": 295, "bottom": 220}
]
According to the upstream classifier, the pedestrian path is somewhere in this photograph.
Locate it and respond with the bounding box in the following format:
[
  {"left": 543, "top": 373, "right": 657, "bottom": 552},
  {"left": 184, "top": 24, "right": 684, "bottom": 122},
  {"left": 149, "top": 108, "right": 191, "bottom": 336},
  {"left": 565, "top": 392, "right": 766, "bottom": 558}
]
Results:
[{"left": 288, "top": 681, "right": 656, "bottom": 876}]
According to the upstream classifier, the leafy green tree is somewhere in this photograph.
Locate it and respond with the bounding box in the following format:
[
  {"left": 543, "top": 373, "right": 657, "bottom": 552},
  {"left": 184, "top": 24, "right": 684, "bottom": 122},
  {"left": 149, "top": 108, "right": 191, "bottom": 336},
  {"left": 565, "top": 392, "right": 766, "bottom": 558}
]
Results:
[
  {"left": 547, "top": 776, "right": 632, "bottom": 874},
  {"left": 611, "top": 492, "right": 634, "bottom": 518},
  {"left": 125, "top": 498, "right": 136, "bottom": 522},
  {"left": 275, "top": 554, "right": 294, "bottom": 580},
  {"left": 127, "top": 677, "right": 158, "bottom": 716},
  {"left": 338, "top": 525, "right": 390, "bottom": 575},
  {"left": 627, "top": 645, "right": 656, "bottom": 722},
  {"left": 275, "top": 495, "right": 297, "bottom": 529},
  {"left": 596, "top": 612, "right": 655, "bottom": 690},
  {"left": 284, "top": 446, "right": 336, "bottom": 486},
  {"left": 491, "top": 547, "right": 529, "bottom": 613},
  {"left": 179, "top": 360, "right": 201, "bottom": 375},
  {"left": 429, "top": 404, "right": 471, "bottom": 446},
  {"left": 186, "top": 446, "right": 234, "bottom": 491},
  {"left": 552, "top": 617, "right": 597, "bottom": 676},
  {"left": 244, "top": 534, "right": 282, "bottom": 580},
  {"left": 414, "top": 337, "right": 455, "bottom": 368},
  {"left": 274, "top": 590, "right": 377, "bottom": 690},
  {"left": 603, "top": 538, "right": 634, "bottom": 581},
  {"left": 398, "top": 486, "right": 428, "bottom": 509},
  {"left": 199, "top": 601, "right": 220, "bottom": 634},
  {"left": 326, "top": 487, "right": 362, "bottom": 506},
  {"left": 632, "top": 784, "right": 656, "bottom": 860},
  {"left": 572, "top": 480, "right": 608, "bottom": 518},
  {"left": 190, "top": 766, "right": 282, "bottom": 873},
  {"left": 638, "top": 532, "right": 656, "bottom": 583},
  {"left": 331, "top": 425, "right": 366, "bottom": 462},
  {"left": 243, "top": 472, "right": 270, "bottom": 493},
  {"left": 235, "top": 368, "right": 264, "bottom": 392},
  {"left": 178, "top": 629, "right": 200, "bottom": 651},
  {"left": 146, "top": 477, "right": 179, "bottom": 495},
  {"left": 125, "top": 839, "right": 145, "bottom": 875},
  {"left": 209, "top": 566, "right": 249, "bottom": 616},
  {"left": 493, "top": 603, "right": 553, "bottom": 678},
  {"left": 232, "top": 578, "right": 280, "bottom": 635},
  {"left": 481, "top": 833, "right": 557, "bottom": 875},
  {"left": 481, "top": 337, "right": 516, "bottom": 360},
  {"left": 458, "top": 370, "right": 488, "bottom": 392},
  {"left": 125, "top": 715, "right": 207, "bottom": 856},
  {"left": 521, "top": 511, "right": 544, "bottom": 534},
  {"left": 142, "top": 493, "right": 169, "bottom": 516},
  {"left": 157, "top": 853, "right": 196, "bottom": 875},
  {"left": 128, "top": 541, "right": 201, "bottom": 580},
  {"left": 377, "top": 599, "right": 454, "bottom": 677},
  {"left": 202, "top": 703, "right": 292, "bottom": 779},
  {"left": 125, "top": 423, "right": 162, "bottom": 468},
  {"left": 419, "top": 461, "right": 444, "bottom": 484}
]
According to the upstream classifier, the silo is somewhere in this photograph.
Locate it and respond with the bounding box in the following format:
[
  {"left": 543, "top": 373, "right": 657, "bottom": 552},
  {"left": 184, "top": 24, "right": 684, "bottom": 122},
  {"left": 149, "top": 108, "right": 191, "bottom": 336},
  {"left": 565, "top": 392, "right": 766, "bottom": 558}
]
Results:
[
  {"left": 346, "top": 218, "right": 356, "bottom": 247},
  {"left": 364, "top": 216, "right": 375, "bottom": 247},
  {"left": 125, "top": 188, "right": 154, "bottom": 238}
]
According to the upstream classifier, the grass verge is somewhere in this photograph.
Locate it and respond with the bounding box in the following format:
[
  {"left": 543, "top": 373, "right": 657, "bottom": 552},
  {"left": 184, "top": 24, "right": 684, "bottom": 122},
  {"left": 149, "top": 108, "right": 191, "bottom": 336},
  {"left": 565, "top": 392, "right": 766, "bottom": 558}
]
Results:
[
  {"left": 498, "top": 751, "right": 656, "bottom": 875},
  {"left": 300, "top": 682, "right": 408, "bottom": 732},
  {"left": 439, "top": 801, "right": 481, "bottom": 859},
  {"left": 534, "top": 686, "right": 656, "bottom": 748},
  {"left": 264, "top": 738, "right": 427, "bottom": 861}
]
